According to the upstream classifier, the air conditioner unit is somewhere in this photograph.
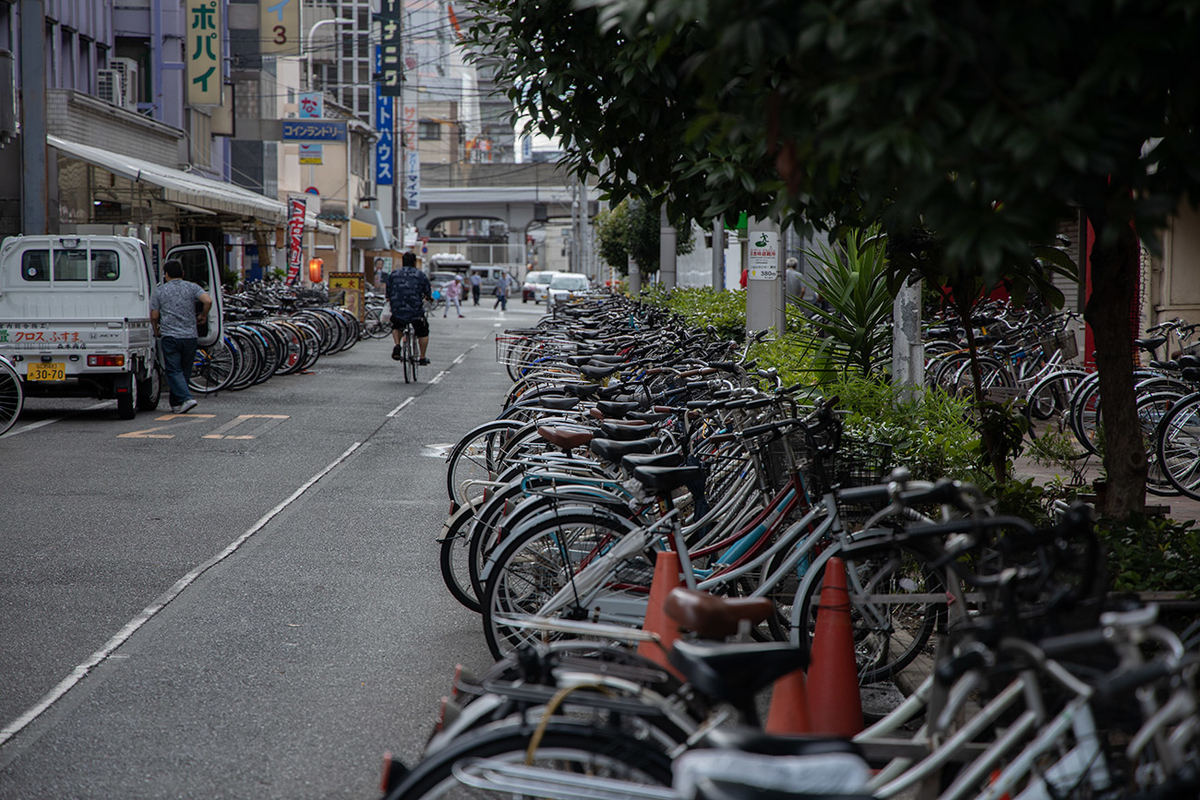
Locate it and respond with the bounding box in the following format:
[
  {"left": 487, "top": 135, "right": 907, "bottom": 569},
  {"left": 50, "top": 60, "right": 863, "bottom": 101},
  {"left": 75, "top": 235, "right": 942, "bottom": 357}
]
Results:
[
  {"left": 96, "top": 69, "right": 125, "bottom": 108},
  {"left": 108, "top": 58, "right": 139, "bottom": 110}
]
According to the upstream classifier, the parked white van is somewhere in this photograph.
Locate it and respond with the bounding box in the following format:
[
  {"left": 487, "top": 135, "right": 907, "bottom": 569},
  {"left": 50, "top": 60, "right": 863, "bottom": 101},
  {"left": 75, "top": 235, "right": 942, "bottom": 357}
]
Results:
[{"left": 0, "top": 235, "right": 224, "bottom": 419}]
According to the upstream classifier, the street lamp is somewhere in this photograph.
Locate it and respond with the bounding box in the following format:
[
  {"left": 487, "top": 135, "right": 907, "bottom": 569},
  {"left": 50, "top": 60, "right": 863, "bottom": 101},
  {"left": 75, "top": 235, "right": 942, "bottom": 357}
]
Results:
[{"left": 306, "top": 18, "right": 354, "bottom": 93}]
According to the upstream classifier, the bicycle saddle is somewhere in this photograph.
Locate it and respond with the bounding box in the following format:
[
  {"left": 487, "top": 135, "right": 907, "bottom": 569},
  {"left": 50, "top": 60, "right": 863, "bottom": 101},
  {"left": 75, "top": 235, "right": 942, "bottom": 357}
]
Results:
[
  {"left": 626, "top": 410, "right": 673, "bottom": 424},
  {"left": 589, "top": 437, "right": 662, "bottom": 463},
  {"left": 664, "top": 588, "right": 774, "bottom": 640},
  {"left": 621, "top": 451, "right": 684, "bottom": 472},
  {"left": 579, "top": 363, "right": 622, "bottom": 380},
  {"left": 536, "top": 396, "right": 580, "bottom": 411},
  {"left": 699, "top": 726, "right": 863, "bottom": 758},
  {"left": 1136, "top": 335, "right": 1168, "bottom": 352},
  {"left": 596, "top": 400, "right": 642, "bottom": 419},
  {"left": 562, "top": 384, "right": 600, "bottom": 399},
  {"left": 669, "top": 640, "right": 808, "bottom": 709},
  {"left": 631, "top": 464, "right": 704, "bottom": 494},
  {"left": 537, "top": 425, "right": 594, "bottom": 451},
  {"left": 599, "top": 420, "right": 656, "bottom": 440}
]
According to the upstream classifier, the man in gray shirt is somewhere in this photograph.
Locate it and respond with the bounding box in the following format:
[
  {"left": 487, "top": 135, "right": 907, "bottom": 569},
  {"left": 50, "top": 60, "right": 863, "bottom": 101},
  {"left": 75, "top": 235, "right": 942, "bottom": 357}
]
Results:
[
  {"left": 785, "top": 257, "right": 806, "bottom": 308},
  {"left": 150, "top": 259, "right": 213, "bottom": 414}
]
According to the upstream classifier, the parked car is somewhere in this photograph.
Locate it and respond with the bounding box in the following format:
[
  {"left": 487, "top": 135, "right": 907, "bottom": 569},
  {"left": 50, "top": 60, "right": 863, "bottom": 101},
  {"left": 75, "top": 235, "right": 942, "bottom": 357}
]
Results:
[
  {"left": 473, "top": 267, "right": 519, "bottom": 298},
  {"left": 546, "top": 272, "right": 593, "bottom": 309},
  {"left": 522, "top": 270, "right": 563, "bottom": 303}
]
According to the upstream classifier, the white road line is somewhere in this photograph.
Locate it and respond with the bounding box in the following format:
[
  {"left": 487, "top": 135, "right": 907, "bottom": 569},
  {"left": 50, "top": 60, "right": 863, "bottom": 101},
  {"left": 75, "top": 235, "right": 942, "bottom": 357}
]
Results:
[
  {"left": 0, "top": 401, "right": 112, "bottom": 438},
  {"left": 0, "top": 442, "right": 364, "bottom": 748},
  {"left": 428, "top": 370, "right": 447, "bottom": 384},
  {"left": 386, "top": 397, "right": 415, "bottom": 418}
]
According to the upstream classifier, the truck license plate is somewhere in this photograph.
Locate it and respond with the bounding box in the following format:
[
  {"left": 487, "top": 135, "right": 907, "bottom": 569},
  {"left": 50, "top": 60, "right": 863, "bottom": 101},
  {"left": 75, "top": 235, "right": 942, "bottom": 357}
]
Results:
[{"left": 27, "top": 363, "right": 66, "bottom": 381}]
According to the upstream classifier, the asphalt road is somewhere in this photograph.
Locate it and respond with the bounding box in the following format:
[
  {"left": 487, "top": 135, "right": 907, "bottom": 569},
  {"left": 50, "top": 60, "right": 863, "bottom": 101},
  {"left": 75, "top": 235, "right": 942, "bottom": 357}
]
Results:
[{"left": 0, "top": 299, "right": 544, "bottom": 798}]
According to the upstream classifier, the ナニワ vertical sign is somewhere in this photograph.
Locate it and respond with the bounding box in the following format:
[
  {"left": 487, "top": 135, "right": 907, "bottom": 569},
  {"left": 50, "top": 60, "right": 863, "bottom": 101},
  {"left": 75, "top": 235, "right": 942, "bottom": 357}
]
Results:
[
  {"left": 286, "top": 198, "right": 306, "bottom": 285},
  {"left": 379, "top": 0, "right": 402, "bottom": 97},
  {"left": 186, "top": 0, "right": 222, "bottom": 105}
]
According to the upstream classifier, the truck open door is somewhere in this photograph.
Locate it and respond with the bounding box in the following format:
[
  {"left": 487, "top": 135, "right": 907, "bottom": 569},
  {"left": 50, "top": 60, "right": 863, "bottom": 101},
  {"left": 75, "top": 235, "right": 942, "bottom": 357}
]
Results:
[{"left": 164, "top": 242, "right": 225, "bottom": 347}]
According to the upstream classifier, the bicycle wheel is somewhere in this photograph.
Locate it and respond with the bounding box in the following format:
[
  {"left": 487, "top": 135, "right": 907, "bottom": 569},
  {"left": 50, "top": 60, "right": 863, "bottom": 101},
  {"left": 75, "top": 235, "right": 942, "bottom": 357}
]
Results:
[
  {"left": 1156, "top": 393, "right": 1200, "bottom": 501},
  {"left": 408, "top": 328, "right": 420, "bottom": 383},
  {"left": 0, "top": 357, "right": 24, "bottom": 436},
  {"left": 793, "top": 542, "right": 945, "bottom": 685},
  {"left": 399, "top": 327, "right": 413, "bottom": 383},
  {"left": 383, "top": 718, "right": 673, "bottom": 800},
  {"left": 1138, "top": 391, "right": 1183, "bottom": 497},
  {"left": 445, "top": 419, "right": 525, "bottom": 507},
  {"left": 481, "top": 509, "right": 646, "bottom": 660},
  {"left": 189, "top": 338, "right": 239, "bottom": 394},
  {"left": 440, "top": 500, "right": 484, "bottom": 613},
  {"left": 1024, "top": 369, "right": 1091, "bottom": 458}
]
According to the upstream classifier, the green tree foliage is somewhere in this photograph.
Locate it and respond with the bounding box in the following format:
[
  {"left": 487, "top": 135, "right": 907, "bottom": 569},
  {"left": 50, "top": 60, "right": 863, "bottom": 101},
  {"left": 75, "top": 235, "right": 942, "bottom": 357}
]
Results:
[
  {"left": 571, "top": 0, "right": 1200, "bottom": 515},
  {"left": 593, "top": 199, "right": 695, "bottom": 275}
]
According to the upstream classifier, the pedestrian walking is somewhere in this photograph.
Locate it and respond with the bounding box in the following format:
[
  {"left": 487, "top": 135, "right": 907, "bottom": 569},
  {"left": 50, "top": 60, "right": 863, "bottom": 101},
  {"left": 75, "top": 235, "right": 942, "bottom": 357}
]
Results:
[
  {"left": 444, "top": 275, "right": 465, "bottom": 317},
  {"left": 469, "top": 271, "right": 482, "bottom": 305},
  {"left": 150, "top": 258, "right": 212, "bottom": 414},
  {"left": 785, "top": 257, "right": 806, "bottom": 307},
  {"left": 493, "top": 272, "right": 511, "bottom": 311}
]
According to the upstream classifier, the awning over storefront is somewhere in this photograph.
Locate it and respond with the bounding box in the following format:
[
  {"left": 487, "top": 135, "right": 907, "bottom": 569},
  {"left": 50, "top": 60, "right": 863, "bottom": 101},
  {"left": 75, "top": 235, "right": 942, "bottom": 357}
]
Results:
[
  {"left": 352, "top": 206, "right": 391, "bottom": 251},
  {"left": 48, "top": 135, "right": 338, "bottom": 235}
]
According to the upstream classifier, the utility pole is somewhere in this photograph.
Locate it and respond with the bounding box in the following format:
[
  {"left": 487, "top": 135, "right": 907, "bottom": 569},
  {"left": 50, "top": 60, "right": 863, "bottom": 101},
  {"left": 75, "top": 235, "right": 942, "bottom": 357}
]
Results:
[
  {"left": 659, "top": 205, "right": 677, "bottom": 289},
  {"left": 711, "top": 218, "right": 724, "bottom": 289},
  {"left": 20, "top": 0, "right": 47, "bottom": 234}
]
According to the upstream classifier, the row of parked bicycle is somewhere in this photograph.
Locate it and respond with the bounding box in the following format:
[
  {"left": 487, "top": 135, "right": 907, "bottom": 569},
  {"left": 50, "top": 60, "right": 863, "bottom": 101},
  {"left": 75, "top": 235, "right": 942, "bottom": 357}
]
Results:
[
  {"left": 186, "top": 286, "right": 367, "bottom": 395},
  {"left": 377, "top": 294, "right": 1199, "bottom": 799},
  {"left": 921, "top": 303, "right": 1200, "bottom": 499}
]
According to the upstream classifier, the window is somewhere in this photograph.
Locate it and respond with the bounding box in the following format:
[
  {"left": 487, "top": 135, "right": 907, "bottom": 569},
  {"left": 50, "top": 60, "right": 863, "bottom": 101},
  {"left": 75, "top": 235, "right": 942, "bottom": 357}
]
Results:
[
  {"left": 419, "top": 121, "right": 441, "bottom": 141},
  {"left": 20, "top": 250, "right": 120, "bottom": 282}
]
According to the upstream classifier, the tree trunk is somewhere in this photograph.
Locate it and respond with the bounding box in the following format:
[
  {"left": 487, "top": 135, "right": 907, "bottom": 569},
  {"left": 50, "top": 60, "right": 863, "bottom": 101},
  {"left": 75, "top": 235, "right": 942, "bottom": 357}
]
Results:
[{"left": 1083, "top": 220, "right": 1146, "bottom": 517}]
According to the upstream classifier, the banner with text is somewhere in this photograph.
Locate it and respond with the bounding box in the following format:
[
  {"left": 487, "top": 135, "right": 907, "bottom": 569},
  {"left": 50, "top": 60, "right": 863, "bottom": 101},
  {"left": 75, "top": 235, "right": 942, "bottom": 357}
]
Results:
[
  {"left": 186, "top": 0, "right": 222, "bottom": 105},
  {"left": 401, "top": 100, "right": 419, "bottom": 209},
  {"left": 286, "top": 197, "right": 306, "bottom": 285}
]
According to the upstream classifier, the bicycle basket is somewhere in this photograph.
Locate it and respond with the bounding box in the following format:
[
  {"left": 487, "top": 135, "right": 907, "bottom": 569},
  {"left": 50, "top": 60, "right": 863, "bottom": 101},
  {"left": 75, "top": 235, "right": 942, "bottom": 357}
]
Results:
[
  {"left": 827, "top": 439, "right": 893, "bottom": 527},
  {"left": 1040, "top": 329, "right": 1079, "bottom": 361}
]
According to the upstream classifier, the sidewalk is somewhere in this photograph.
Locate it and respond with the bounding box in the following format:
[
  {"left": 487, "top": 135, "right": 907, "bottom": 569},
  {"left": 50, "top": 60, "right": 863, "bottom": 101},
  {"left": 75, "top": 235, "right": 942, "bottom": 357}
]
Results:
[{"left": 1012, "top": 452, "right": 1200, "bottom": 523}]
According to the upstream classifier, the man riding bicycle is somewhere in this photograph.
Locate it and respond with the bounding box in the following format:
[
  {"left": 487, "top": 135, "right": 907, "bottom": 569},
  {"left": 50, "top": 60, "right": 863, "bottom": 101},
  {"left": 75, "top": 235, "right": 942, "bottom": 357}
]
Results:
[{"left": 385, "top": 251, "right": 432, "bottom": 365}]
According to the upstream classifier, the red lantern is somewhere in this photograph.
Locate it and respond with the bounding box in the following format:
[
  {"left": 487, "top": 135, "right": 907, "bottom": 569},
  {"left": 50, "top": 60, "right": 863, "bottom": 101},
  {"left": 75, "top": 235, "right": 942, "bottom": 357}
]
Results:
[{"left": 308, "top": 257, "right": 324, "bottom": 283}]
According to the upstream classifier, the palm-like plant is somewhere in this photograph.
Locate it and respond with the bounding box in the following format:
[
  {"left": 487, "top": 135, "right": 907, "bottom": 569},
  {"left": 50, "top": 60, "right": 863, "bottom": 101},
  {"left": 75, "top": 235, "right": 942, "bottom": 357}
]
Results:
[{"left": 798, "top": 228, "right": 893, "bottom": 378}]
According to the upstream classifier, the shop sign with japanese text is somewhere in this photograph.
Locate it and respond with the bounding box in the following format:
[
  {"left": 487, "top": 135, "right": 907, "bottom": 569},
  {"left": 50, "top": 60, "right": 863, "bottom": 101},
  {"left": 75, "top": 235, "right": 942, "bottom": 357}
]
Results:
[
  {"left": 374, "top": 47, "right": 394, "bottom": 185},
  {"left": 298, "top": 92, "right": 323, "bottom": 165},
  {"left": 379, "top": 0, "right": 402, "bottom": 96},
  {"left": 259, "top": 0, "right": 299, "bottom": 56},
  {"left": 282, "top": 120, "right": 347, "bottom": 142},
  {"left": 186, "top": 0, "right": 222, "bottom": 106}
]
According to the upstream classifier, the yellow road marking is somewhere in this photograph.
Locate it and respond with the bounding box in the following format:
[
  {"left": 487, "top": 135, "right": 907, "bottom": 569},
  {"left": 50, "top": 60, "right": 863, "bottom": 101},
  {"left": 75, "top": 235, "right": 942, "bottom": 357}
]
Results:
[
  {"left": 202, "top": 414, "right": 290, "bottom": 440},
  {"left": 118, "top": 414, "right": 216, "bottom": 439}
]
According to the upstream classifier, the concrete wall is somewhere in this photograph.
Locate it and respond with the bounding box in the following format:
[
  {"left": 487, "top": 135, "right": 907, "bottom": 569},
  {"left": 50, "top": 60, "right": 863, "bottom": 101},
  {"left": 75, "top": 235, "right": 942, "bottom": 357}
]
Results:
[{"left": 45, "top": 89, "right": 183, "bottom": 167}]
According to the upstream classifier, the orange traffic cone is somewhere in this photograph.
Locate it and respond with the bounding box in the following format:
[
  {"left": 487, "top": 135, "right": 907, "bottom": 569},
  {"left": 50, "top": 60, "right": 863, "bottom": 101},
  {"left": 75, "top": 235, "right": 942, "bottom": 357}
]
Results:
[
  {"left": 637, "top": 550, "right": 685, "bottom": 678},
  {"left": 806, "top": 557, "right": 863, "bottom": 737},
  {"left": 765, "top": 669, "right": 813, "bottom": 734}
]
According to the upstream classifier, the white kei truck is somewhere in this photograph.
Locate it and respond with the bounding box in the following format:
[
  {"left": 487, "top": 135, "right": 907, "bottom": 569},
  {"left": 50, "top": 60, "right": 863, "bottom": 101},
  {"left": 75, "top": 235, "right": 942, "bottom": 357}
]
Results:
[{"left": 0, "top": 235, "right": 224, "bottom": 420}]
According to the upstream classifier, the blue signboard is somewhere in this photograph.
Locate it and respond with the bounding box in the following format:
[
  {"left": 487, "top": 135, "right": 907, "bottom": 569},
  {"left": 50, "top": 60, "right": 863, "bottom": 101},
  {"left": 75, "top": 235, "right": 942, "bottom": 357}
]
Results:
[
  {"left": 375, "top": 47, "right": 394, "bottom": 186},
  {"left": 282, "top": 120, "right": 347, "bottom": 142}
]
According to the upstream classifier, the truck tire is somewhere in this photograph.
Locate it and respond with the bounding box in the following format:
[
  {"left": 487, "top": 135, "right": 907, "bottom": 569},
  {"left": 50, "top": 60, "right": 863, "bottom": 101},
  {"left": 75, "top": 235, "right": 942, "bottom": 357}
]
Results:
[
  {"left": 117, "top": 374, "right": 138, "bottom": 420},
  {"left": 137, "top": 365, "right": 161, "bottom": 411}
]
